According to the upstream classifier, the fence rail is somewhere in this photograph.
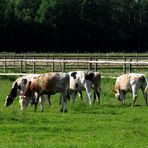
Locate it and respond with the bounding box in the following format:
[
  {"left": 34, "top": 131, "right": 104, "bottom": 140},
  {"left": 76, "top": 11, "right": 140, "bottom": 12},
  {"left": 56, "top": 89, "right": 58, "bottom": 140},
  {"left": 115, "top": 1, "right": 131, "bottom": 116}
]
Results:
[
  {"left": 1, "top": 58, "right": 148, "bottom": 64},
  {"left": 0, "top": 58, "right": 148, "bottom": 76}
]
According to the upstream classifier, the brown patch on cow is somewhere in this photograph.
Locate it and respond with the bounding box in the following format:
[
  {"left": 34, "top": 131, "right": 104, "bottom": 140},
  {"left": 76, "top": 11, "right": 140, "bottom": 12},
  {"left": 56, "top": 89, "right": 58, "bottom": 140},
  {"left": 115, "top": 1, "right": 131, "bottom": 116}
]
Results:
[{"left": 23, "top": 81, "right": 33, "bottom": 97}]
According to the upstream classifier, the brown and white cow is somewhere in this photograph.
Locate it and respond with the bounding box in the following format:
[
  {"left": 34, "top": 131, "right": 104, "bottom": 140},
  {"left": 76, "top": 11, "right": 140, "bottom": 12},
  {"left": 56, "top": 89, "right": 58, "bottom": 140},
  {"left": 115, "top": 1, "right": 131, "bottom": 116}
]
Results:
[
  {"left": 68, "top": 71, "right": 101, "bottom": 105},
  {"left": 5, "top": 74, "right": 51, "bottom": 110},
  {"left": 22, "top": 72, "right": 69, "bottom": 112},
  {"left": 113, "top": 73, "right": 148, "bottom": 107},
  {"left": 5, "top": 74, "right": 51, "bottom": 111}
]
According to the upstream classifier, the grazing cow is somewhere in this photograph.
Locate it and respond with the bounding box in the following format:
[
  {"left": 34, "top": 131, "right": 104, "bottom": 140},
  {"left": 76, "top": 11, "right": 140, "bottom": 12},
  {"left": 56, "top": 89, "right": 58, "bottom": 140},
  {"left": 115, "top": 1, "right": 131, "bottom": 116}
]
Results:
[
  {"left": 5, "top": 74, "right": 51, "bottom": 111},
  {"left": 68, "top": 71, "right": 101, "bottom": 105},
  {"left": 22, "top": 72, "right": 69, "bottom": 112},
  {"left": 113, "top": 73, "right": 148, "bottom": 107}
]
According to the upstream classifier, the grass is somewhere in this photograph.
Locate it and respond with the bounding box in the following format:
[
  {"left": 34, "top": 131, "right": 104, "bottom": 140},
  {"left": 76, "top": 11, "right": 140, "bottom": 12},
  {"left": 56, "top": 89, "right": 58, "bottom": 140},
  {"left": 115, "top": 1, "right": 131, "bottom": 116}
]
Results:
[{"left": 0, "top": 76, "right": 148, "bottom": 148}]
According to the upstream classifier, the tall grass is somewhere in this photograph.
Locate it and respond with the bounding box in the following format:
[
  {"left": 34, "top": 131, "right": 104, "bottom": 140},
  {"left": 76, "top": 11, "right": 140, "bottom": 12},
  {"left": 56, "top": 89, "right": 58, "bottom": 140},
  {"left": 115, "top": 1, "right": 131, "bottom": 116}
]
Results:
[{"left": 0, "top": 77, "right": 148, "bottom": 148}]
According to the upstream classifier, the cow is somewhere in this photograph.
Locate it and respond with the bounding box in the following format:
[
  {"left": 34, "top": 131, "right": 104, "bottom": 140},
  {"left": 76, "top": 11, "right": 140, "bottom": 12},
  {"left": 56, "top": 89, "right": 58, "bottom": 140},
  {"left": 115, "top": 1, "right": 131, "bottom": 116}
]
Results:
[
  {"left": 5, "top": 74, "right": 51, "bottom": 111},
  {"left": 22, "top": 72, "right": 69, "bottom": 112},
  {"left": 68, "top": 71, "right": 101, "bottom": 105},
  {"left": 113, "top": 73, "right": 148, "bottom": 108}
]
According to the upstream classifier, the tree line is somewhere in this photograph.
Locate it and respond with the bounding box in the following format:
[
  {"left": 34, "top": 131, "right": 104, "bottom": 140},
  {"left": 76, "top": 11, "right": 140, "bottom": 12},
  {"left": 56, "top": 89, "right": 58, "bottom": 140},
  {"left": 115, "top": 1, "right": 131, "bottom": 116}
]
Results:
[{"left": 0, "top": 0, "right": 148, "bottom": 53}]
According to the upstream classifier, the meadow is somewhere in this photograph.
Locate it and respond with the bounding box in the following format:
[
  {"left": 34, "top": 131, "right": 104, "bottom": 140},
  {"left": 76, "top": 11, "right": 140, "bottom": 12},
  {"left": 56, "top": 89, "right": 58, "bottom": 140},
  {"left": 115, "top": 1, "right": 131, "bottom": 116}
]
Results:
[{"left": 0, "top": 76, "right": 148, "bottom": 148}]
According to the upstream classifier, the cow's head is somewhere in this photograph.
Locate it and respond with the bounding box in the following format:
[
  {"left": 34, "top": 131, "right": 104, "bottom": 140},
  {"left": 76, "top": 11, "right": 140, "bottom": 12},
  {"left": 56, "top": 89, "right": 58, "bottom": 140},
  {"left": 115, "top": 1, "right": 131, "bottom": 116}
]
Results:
[
  {"left": 5, "top": 82, "right": 19, "bottom": 107},
  {"left": 113, "top": 84, "right": 120, "bottom": 100},
  {"left": 5, "top": 78, "right": 28, "bottom": 107},
  {"left": 20, "top": 80, "right": 37, "bottom": 110}
]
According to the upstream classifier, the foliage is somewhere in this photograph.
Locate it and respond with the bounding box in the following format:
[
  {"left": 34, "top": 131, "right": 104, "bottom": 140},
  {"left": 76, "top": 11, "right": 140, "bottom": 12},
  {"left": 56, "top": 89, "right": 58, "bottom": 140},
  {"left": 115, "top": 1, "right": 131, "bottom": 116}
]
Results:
[{"left": 1, "top": 0, "right": 148, "bottom": 52}]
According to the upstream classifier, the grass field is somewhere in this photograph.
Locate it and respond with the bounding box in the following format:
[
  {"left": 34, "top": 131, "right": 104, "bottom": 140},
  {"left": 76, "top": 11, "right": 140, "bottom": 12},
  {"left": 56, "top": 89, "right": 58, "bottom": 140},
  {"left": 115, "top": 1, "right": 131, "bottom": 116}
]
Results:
[{"left": 0, "top": 76, "right": 148, "bottom": 148}]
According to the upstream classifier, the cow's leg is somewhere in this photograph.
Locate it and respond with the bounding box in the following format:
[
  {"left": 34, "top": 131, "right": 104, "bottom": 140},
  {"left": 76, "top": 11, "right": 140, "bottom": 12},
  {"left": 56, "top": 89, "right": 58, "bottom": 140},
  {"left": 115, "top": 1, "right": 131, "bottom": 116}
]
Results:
[
  {"left": 44, "top": 94, "right": 51, "bottom": 106},
  {"left": 93, "top": 90, "right": 100, "bottom": 104},
  {"left": 19, "top": 96, "right": 30, "bottom": 111},
  {"left": 93, "top": 91, "right": 96, "bottom": 104},
  {"left": 141, "top": 88, "right": 148, "bottom": 106},
  {"left": 84, "top": 81, "right": 92, "bottom": 105},
  {"left": 131, "top": 95, "right": 137, "bottom": 108},
  {"left": 34, "top": 92, "right": 39, "bottom": 112},
  {"left": 63, "top": 94, "right": 67, "bottom": 113},
  {"left": 131, "top": 85, "right": 138, "bottom": 108},
  {"left": 48, "top": 95, "right": 51, "bottom": 106},
  {"left": 78, "top": 90, "right": 83, "bottom": 101},
  {"left": 120, "top": 91, "right": 125, "bottom": 105},
  {"left": 60, "top": 93, "right": 67, "bottom": 113},
  {"left": 40, "top": 95, "right": 45, "bottom": 112},
  {"left": 70, "top": 90, "right": 77, "bottom": 102},
  {"left": 60, "top": 94, "right": 64, "bottom": 112},
  {"left": 86, "top": 92, "right": 89, "bottom": 102},
  {"left": 66, "top": 90, "right": 71, "bottom": 102}
]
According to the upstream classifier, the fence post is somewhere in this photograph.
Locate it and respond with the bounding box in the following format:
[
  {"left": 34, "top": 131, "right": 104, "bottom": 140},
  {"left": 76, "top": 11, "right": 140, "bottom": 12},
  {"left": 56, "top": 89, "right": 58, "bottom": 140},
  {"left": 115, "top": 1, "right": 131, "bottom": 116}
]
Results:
[
  {"left": 4, "top": 57, "right": 6, "bottom": 73},
  {"left": 20, "top": 61, "right": 23, "bottom": 73},
  {"left": 95, "top": 58, "right": 98, "bottom": 72},
  {"left": 24, "top": 54, "right": 27, "bottom": 72},
  {"left": 123, "top": 56, "right": 126, "bottom": 73},
  {"left": 47, "top": 54, "right": 49, "bottom": 67},
  {"left": 136, "top": 53, "right": 138, "bottom": 69},
  {"left": 62, "top": 59, "right": 65, "bottom": 72},
  {"left": 136, "top": 53, "right": 138, "bottom": 62},
  {"left": 129, "top": 58, "right": 132, "bottom": 73},
  {"left": 33, "top": 59, "right": 35, "bottom": 74},
  {"left": 52, "top": 57, "right": 54, "bottom": 72},
  {"left": 77, "top": 52, "right": 79, "bottom": 70},
  {"left": 89, "top": 57, "right": 92, "bottom": 70},
  {"left": 13, "top": 57, "right": 16, "bottom": 70}
]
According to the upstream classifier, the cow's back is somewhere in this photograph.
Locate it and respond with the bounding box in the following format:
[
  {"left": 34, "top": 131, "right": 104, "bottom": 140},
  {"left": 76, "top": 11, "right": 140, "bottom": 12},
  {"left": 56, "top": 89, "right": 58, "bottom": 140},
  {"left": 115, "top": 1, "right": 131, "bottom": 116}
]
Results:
[
  {"left": 129, "top": 73, "right": 147, "bottom": 88},
  {"left": 116, "top": 74, "right": 131, "bottom": 91},
  {"left": 116, "top": 73, "right": 147, "bottom": 91},
  {"left": 30, "top": 72, "right": 69, "bottom": 94}
]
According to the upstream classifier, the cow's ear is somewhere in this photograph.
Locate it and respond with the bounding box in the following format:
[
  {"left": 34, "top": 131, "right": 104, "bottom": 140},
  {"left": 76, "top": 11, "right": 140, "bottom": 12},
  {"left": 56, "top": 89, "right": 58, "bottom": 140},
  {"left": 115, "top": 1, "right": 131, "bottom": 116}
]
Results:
[{"left": 22, "top": 78, "right": 27, "bottom": 85}]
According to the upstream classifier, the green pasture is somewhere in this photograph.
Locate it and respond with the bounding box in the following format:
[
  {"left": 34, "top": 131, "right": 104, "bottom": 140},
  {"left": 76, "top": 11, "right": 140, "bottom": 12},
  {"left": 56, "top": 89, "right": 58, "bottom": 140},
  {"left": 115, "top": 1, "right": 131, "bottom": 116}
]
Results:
[{"left": 0, "top": 76, "right": 148, "bottom": 148}]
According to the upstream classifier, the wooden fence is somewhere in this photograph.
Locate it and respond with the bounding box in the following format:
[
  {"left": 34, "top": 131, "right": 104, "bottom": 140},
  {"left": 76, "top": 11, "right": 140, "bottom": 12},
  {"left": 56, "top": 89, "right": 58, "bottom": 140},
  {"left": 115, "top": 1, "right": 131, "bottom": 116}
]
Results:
[{"left": 0, "top": 59, "right": 148, "bottom": 76}]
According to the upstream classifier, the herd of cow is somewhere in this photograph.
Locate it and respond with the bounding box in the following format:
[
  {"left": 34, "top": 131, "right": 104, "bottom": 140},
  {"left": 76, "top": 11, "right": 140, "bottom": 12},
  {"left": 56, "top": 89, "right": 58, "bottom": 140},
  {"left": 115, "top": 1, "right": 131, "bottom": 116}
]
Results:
[{"left": 4, "top": 71, "right": 148, "bottom": 112}]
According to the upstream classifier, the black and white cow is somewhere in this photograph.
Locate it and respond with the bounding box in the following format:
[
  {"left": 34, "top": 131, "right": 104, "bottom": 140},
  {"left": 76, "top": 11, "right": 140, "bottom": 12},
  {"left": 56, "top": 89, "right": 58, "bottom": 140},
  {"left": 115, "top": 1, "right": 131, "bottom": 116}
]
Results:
[{"left": 68, "top": 71, "right": 101, "bottom": 105}]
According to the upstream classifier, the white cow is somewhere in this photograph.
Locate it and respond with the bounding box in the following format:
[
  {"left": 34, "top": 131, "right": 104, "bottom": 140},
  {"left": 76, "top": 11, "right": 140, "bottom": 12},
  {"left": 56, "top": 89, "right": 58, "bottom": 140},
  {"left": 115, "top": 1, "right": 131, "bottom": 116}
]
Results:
[
  {"left": 68, "top": 71, "right": 101, "bottom": 105},
  {"left": 113, "top": 73, "right": 148, "bottom": 107},
  {"left": 5, "top": 74, "right": 50, "bottom": 111}
]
